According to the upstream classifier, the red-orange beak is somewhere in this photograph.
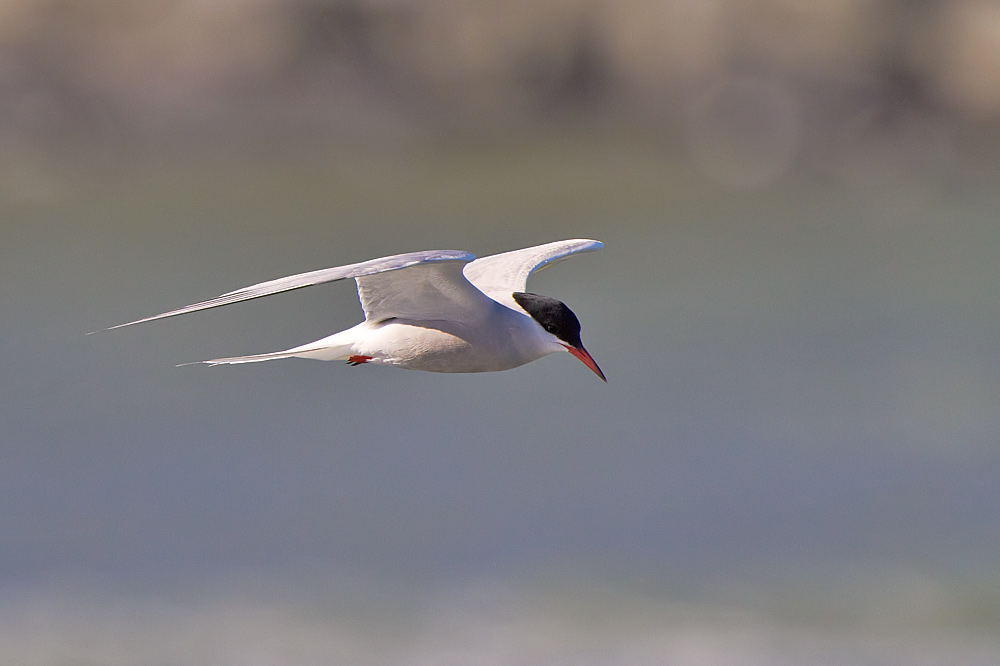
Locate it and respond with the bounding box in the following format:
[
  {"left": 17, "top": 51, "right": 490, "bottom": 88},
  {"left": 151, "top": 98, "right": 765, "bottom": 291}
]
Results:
[{"left": 563, "top": 344, "right": 607, "bottom": 382}]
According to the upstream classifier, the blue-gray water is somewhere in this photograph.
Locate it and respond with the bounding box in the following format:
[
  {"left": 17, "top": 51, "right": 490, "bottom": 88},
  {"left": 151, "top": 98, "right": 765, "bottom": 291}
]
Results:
[{"left": 3, "top": 140, "right": 999, "bottom": 663}]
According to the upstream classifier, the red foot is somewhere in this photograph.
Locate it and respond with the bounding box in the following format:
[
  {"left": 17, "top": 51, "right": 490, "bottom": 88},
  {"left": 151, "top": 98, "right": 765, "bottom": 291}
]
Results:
[{"left": 347, "top": 355, "right": 373, "bottom": 366}]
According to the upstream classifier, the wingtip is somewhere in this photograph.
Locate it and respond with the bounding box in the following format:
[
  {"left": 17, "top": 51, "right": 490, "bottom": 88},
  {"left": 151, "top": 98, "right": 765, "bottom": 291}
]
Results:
[
  {"left": 93, "top": 317, "right": 157, "bottom": 334},
  {"left": 87, "top": 323, "right": 132, "bottom": 335}
]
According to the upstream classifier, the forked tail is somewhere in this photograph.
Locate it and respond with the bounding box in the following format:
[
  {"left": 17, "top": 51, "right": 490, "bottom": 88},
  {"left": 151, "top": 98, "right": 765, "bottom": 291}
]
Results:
[{"left": 185, "top": 339, "right": 355, "bottom": 366}]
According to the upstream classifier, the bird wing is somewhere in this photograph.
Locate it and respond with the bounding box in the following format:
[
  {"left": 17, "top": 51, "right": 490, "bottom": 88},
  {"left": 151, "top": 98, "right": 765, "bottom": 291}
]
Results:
[
  {"left": 103, "top": 250, "right": 477, "bottom": 330},
  {"left": 355, "top": 257, "right": 500, "bottom": 323},
  {"left": 463, "top": 239, "right": 603, "bottom": 305}
]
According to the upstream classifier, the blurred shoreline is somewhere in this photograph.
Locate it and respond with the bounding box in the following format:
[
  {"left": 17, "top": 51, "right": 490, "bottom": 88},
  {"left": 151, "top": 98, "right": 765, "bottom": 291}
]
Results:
[{"left": 3, "top": 0, "right": 1000, "bottom": 151}]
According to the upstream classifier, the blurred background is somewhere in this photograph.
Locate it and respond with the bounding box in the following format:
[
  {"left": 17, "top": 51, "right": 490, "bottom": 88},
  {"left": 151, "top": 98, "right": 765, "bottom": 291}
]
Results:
[{"left": 3, "top": 1, "right": 1000, "bottom": 663}]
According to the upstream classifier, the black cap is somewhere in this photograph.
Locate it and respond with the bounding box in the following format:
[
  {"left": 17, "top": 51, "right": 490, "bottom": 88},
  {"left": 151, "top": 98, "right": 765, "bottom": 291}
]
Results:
[{"left": 512, "top": 292, "right": 583, "bottom": 348}]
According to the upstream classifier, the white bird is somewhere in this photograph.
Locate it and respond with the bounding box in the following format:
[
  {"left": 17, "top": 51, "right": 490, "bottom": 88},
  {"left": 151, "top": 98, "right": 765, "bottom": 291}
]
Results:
[{"left": 106, "top": 239, "right": 606, "bottom": 381}]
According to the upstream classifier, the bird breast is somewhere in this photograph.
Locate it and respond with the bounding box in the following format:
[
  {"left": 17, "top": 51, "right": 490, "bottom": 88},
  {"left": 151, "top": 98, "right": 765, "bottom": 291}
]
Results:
[{"left": 357, "top": 314, "right": 552, "bottom": 374}]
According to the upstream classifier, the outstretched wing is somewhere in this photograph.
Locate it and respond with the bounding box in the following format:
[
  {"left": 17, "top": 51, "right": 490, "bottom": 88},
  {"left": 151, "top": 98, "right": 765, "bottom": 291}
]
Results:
[
  {"left": 102, "top": 250, "right": 475, "bottom": 330},
  {"left": 463, "top": 239, "right": 603, "bottom": 306},
  {"left": 355, "top": 258, "right": 501, "bottom": 323}
]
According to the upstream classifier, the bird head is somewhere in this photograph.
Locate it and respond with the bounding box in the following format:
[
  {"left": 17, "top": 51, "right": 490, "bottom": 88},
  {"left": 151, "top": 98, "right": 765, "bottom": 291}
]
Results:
[{"left": 512, "top": 292, "right": 606, "bottom": 381}]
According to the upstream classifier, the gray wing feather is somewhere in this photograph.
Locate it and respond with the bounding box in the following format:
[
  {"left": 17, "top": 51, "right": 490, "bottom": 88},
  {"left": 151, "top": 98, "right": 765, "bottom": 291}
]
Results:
[
  {"left": 463, "top": 239, "right": 603, "bottom": 301},
  {"left": 104, "top": 250, "right": 474, "bottom": 330},
  {"left": 356, "top": 260, "right": 496, "bottom": 322}
]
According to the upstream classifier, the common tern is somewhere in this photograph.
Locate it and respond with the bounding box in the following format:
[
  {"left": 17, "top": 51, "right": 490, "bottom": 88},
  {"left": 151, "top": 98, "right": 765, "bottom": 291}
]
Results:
[{"left": 106, "top": 239, "right": 606, "bottom": 381}]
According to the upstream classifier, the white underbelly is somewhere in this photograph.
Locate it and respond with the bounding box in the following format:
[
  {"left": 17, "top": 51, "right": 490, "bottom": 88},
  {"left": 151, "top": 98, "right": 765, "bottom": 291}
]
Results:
[{"left": 357, "top": 321, "right": 542, "bottom": 373}]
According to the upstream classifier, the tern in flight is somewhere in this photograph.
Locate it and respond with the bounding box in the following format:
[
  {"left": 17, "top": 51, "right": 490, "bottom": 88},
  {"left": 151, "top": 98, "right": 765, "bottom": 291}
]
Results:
[{"left": 105, "top": 239, "right": 606, "bottom": 381}]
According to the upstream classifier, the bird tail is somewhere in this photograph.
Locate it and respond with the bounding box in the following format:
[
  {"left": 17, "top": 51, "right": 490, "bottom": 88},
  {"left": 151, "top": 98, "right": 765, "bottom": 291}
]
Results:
[{"left": 185, "top": 337, "right": 355, "bottom": 367}]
